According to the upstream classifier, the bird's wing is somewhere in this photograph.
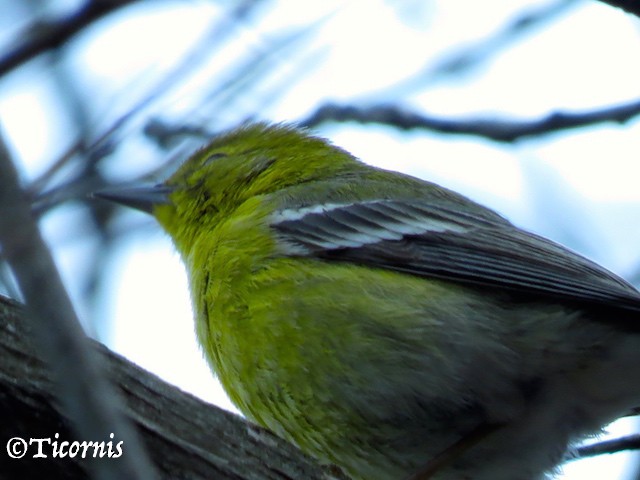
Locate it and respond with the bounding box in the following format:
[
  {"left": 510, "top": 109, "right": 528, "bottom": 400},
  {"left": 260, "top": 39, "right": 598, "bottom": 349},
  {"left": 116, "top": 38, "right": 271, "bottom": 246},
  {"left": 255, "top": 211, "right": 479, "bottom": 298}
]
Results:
[{"left": 271, "top": 199, "right": 640, "bottom": 313}]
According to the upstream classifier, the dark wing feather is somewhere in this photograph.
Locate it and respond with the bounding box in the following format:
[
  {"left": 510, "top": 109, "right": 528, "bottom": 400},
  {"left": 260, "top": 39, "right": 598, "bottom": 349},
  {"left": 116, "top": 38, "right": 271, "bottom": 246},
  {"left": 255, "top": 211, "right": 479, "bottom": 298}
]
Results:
[{"left": 272, "top": 200, "right": 640, "bottom": 313}]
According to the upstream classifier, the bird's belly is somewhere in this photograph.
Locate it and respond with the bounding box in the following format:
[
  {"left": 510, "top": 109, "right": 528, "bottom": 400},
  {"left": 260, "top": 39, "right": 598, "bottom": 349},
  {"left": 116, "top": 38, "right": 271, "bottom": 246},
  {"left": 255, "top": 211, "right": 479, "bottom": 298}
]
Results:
[{"left": 197, "top": 257, "right": 640, "bottom": 479}]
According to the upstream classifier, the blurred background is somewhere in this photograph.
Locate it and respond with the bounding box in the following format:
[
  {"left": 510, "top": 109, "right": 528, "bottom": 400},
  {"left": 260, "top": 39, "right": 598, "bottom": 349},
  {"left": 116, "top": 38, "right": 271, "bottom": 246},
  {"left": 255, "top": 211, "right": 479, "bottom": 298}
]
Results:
[{"left": 0, "top": 0, "right": 639, "bottom": 478}]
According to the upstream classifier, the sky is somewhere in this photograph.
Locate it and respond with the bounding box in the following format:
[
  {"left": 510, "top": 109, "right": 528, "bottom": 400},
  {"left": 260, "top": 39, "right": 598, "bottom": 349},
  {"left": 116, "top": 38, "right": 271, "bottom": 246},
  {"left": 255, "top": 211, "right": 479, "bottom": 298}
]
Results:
[{"left": 2, "top": 0, "right": 640, "bottom": 478}]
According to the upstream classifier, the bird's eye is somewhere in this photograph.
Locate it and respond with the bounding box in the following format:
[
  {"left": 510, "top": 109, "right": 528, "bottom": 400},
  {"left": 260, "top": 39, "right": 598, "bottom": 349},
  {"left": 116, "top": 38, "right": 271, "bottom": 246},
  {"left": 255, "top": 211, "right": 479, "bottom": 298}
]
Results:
[{"left": 203, "top": 152, "right": 227, "bottom": 166}]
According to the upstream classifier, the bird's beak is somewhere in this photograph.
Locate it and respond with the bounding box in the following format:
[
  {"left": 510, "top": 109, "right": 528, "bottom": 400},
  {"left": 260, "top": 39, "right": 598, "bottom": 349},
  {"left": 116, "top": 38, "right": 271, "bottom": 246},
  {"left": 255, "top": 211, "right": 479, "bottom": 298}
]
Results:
[{"left": 93, "top": 185, "right": 175, "bottom": 214}]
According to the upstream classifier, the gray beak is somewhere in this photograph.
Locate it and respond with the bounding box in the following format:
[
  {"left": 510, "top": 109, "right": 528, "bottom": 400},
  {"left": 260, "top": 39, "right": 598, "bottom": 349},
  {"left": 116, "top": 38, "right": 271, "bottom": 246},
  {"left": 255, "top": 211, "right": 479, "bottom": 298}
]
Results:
[{"left": 93, "top": 185, "right": 175, "bottom": 214}]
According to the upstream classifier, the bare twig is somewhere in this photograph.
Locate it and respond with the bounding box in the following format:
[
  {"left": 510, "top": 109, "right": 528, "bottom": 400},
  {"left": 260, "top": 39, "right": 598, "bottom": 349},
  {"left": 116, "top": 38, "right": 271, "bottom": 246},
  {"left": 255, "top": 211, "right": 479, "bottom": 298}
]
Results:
[
  {"left": 300, "top": 98, "right": 640, "bottom": 143},
  {"left": 0, "top": 128, "right": 157, "bottom": 479},
  {"left": 0, "top": 0, "right": 143, "bottom": 77},
  {"left": 381, "top": 0, "right": 579, "bottom": 96},
  {"left": 28, "top": 0, "right": 267, "bottom": 216},
  {"left": 570, "top": 434, "right": 640, "bottom": 460}
]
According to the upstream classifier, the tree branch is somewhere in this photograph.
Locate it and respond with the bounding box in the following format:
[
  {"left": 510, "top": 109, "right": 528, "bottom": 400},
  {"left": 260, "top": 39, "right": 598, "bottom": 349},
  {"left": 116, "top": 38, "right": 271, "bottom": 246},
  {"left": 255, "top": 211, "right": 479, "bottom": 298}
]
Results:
[
  {"left": 300, "top": 99, "right": 640, "bottom": 143},
  {"left": 571, "top": 434, "right": 640, "bottom": 460},
  {"left": 0, "top": 127, "right": 156, "bottom": 480},
  {"left": 596, "top": 0, "right": 640, "bottom": 18},
  {"left": 0, "top": 0, "right": 143, "bottom": 77},
  {"left": 0, "top": 296, "right": 341, "bottom": 479}
]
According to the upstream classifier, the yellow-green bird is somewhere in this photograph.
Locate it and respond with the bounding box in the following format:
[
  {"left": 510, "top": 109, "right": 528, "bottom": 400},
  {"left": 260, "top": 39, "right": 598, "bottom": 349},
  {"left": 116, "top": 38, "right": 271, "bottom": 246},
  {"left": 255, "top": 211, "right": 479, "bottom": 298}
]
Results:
[{"left": 98, "top": 123, "right": 640, "bottom": 480}]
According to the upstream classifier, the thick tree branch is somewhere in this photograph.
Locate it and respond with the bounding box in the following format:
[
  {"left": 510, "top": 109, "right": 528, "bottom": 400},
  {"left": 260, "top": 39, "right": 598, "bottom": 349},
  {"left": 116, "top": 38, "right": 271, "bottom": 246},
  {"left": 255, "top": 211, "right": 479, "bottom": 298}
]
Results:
[
  {"left": 0, "top": 297, "right": 341, "bottom": 479},
  {"left": 300, "top": 99, "right": 640, "bottom": 143}
]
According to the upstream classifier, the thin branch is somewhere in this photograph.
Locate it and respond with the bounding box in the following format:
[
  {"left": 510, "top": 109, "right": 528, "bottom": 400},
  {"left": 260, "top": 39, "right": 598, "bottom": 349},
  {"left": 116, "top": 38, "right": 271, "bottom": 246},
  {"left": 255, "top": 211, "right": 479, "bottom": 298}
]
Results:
[
  {"left": 0, "top": 128, "right": 157, "bottom": 480},
  {"left": 28, "top": 0, "right": 266, "bottom": 216},
  {"left": 628, "top": 267, "right": 640, "bottom": 289},
  {"left": 0, "top": 0, "right": 143, "bottom": 77},
  {"left": 570, "top": 434, "right": 640, "bottom": 460},
  {"left": 380, "top": 0, "right": 579, "bottom": 96},
  {"left": 300, "top": 98, "right": 640, "bottom": 143}
]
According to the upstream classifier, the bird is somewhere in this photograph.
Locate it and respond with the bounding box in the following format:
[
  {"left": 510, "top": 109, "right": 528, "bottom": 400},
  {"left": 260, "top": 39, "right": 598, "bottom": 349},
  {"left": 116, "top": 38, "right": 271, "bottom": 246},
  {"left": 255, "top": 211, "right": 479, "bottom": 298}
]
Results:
[{"left": 96, "top": 122, "right": 640, "bottom": 480}]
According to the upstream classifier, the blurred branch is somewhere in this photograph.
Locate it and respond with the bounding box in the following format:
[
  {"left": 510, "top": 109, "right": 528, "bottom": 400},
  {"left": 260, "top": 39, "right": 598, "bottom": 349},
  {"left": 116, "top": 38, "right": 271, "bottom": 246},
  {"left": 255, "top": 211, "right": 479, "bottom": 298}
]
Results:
[
  {"left": 596, "top": 0, "right": 640, "bottom": 17},
  {"left": 380, "top": 0, "right": 579, "bottom": 97},
  {"left": 144, "top": 119, "right": 212, "bottom": 149},
  {"left": 0, "top": 129, "right": 157, "bottom": 480},
  {"left": 571, "top": 434, "right": 640, "bottom": 460},
  {"left": 429, "top": 0, "right": 578, "bottom": 78},
  {"left": 301, "top": 98, "right": 640, "bottom": 143},
  {"left": 0, "top": 296, "right": 343, "bottom": 480},
  {"left": 194, "top": 12, "right": 328, "bottom": 124},
  {"left": 629, "top": 266, "right": 640, "bottom": 289},
  {"left": 29, "top": 0, "right": 267, "bottom": 215},
  {"left": 143, "top": 27, "right": 325, "bottom": 151},
  {"left": 112, "top": 0, "right": 266, "bottom": 132},
  {"left": 0, "top": 0, "right": 143, "bottom": 77}
]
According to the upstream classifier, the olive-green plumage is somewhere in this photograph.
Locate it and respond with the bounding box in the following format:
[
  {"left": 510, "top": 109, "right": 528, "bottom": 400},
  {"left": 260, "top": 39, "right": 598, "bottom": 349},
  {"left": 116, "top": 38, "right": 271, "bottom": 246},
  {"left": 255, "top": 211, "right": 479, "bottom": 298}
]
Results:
[{"left": 101, "top": 123, "right": 640, "bottom": 480}]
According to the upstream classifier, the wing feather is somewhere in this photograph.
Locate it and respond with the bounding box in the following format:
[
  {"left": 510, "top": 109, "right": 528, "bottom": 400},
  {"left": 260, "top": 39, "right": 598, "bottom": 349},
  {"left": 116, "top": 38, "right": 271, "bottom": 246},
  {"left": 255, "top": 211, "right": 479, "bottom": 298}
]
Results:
[{"left": 272, "top": 200, "right": 640, "bottom": 313}]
